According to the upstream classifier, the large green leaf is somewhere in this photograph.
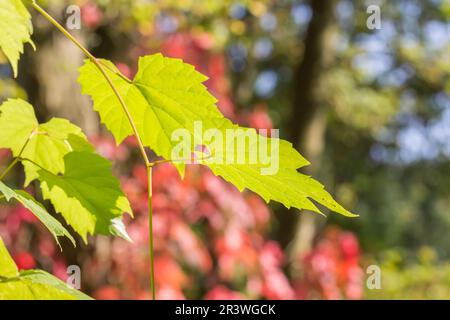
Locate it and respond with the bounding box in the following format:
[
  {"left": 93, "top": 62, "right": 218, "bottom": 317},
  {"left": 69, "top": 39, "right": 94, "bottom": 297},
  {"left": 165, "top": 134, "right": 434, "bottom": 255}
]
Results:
[
  {"left": 0, "top": 99, "right": 94, "bottom": 186},
  {"left": 0, "top": 270, "right": 92, "bottom": 300},
  {"left": 0, "top": 181, "right": 75, "bottom": 247},
  {"left": 37, "top": 151, "right": 133, "bottom": 243},
  {"left": 197, "top": 118, "right": 356, "bottom": 217},
  {"left": 0, "top": 99, "right": 133, "bottom": 242},
  {"left": 0, "top": 237, "right": 92, "bottom": 300},
  {"left": 78, "top": 54, "right": 355, "bottom": 217},
  {"left": 0, "top": 0, "right": 34, "bottom": 77},
  {"left": 78, "top": 55, "right": 223, "bottom": 176}
]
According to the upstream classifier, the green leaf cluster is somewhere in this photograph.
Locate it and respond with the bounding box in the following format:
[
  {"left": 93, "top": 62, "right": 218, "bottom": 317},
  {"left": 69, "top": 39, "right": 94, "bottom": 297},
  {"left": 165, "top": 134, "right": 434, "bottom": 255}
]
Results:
[{"left": 0, "top": 99, "right": 132, "bottom": 243}]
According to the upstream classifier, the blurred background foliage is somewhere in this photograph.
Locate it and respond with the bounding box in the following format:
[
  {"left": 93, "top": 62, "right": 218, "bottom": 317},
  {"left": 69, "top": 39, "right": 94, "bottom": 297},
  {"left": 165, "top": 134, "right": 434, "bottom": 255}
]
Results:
[{"left": 0, "top": 0, "right": 449, "bottom": 299}]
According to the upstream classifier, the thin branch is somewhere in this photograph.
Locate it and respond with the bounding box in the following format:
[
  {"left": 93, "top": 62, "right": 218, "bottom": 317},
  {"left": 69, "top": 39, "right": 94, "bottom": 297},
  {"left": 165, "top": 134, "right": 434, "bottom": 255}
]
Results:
[
  {"left": 98, "top": 60, "right": 133, "bottom": 84},
  {"left": 147, "top": 166, "right": 156, "bottom": 299},
  {"left": 18, "top": 157, "right": 54, "bottom": 175},
  {"left": 0, "top": 132, "right": 34, "bottom": 181},
  {"left": 0, "top": 159, "right": 19, "bottom": 181}
]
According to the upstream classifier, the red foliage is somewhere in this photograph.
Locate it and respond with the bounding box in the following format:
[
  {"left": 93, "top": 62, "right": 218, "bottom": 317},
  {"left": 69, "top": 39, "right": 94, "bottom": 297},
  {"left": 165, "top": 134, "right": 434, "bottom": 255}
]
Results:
[
  {"left": 13, "top": 251, "right": 36, "bottom": 270},
  {"left": 294, "top": 227, "right": 363, "bottom": 300},
  {"left": 81, "top": 2, "right": 103, "bottom": 29},
  {"left": 246, "top": 105, "right": 273, "bottom": 132},
  {"left": 205, "top": 285, "right": 245, "bottom": 300},
  {"left": 93, "top": 286, "right": 121, "bottom": 300}
]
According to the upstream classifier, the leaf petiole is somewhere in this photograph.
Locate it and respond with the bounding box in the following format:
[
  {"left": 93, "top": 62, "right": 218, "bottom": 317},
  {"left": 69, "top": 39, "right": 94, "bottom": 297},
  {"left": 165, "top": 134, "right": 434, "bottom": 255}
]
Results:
[
  {"left": 0, "top": 159, "right": 19, "bottom": 181},
  {"left": 0, "top": 132, "right": 33, "bottom": 181}
]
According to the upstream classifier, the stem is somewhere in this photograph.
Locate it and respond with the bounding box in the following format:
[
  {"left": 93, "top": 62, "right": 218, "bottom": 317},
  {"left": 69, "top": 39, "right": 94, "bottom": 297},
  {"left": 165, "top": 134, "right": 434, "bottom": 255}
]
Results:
[
  {"left": 149, "top": 154, "right": 213, "bottom": 167},
  {"left": 0, "top": 158, "right": 19, "bottom": 181},
  {"left": 31, "top": 1, "right": 149, "bottom": 167},
  {"left": 0, "top": 133, "right": 34, "bottom": 181},
  {"left": 31, "top": 1, "right": 156, "bottom": 298},
  {"left": 147, "top": 166, "right": 156, "bottom": 299},
  {"left": 19, "top": 158, "right": 54, "bottom": 175}
]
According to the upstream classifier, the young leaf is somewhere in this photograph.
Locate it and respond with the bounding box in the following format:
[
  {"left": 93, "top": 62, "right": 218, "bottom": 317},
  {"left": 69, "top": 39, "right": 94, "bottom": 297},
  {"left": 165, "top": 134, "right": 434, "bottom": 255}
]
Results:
[
  {"left": 78, "top": 55, "right": 224, "bottom": 176},
  {"left": 37, "top": 151, "right": 133, "bottom": 243},
  {"left": 0, "top": 0, "right": 34, "bottom": 77},
  {"left": 0, "top": 98, "right": 38, "bottom": 155},
  {"left": 22, "top": 118, "right": 95, "bottom": 186},
  {"left": 0, "top": 237, "right": 92, "bottom": 300},
  {"left": 0, "top": 270, "right": 93, "bottom": 300},
  {"left": 0, "top": 99, "right": 133, "bottom": 241},
  {"left": 78, "top": 54, "right": 355, "bottom": 217},
  {"left": 78, "top": 60, "right": 147, "bottom": 145},
  {"left": 0, "top": 99, "right": 94, "bottom": 186},
  {"left": 0, "top": 236, "right": 18, "bottom": 278},
  {"left": 0, "top": 181, "right": 76, "bottom": 247}
]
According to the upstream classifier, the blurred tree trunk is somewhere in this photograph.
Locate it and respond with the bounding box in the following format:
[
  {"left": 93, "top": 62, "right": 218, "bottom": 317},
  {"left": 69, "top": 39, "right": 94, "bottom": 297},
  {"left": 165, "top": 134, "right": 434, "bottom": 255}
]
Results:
[{"left": 276, "top": 0, "right": 338, "bottom": 272}]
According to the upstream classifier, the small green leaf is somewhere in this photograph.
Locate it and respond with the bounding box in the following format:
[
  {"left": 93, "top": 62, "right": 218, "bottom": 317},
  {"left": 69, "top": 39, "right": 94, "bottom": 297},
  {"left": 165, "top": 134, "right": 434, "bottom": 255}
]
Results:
[
  {"left": 0, "top": 98, "right": 38, "bottom": 156},
  {"left": 110, "top": 217, "right": 133, "bottom": 243},
  {"left": 0, "top": 237, "right": 18, "bottom": 278},
  {"left": 0, "top": 270, "right": 92, "bottom": 300},
  {"left": 0, "top": 99, "right": 94, "bottom": 186},
  {"left": 0, "top": 99, "right": 133, "bottom": 241},
  {"left": 37, "top": 151, "right": 133, "bottom": 243},
  {"left": 22, "top": 117, "right": 95, "bottom": 186},
  {"left": 0, "top": 181, "right": 76, "bottom": 247},
  {"left": 0, "top": 237, "right": 92, "bottom": 300},
  {"left": 0, "top": 0, "right": 34, "bottom": 77}
]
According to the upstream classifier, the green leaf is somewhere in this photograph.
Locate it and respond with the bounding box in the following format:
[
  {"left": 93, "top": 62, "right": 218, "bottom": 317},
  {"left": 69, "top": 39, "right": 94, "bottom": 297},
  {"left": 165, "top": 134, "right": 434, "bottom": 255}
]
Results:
[
  {"left": 0, "top": 99, "right": 133, "bottom": 241},
  {"left": 22, "top": 118, "right": 95, "bottom": 186},
  {"left": 197, "top": 118, "right": 356, "bottom": 217},
  {"left": 37, "top": 151, "right": 133, "bottom": 243},
  {"left": 0, "top": 237, "right": 92, "bottom": 300},
  {"left": 0, "top": 270, "right": 93, "bottom": 300},
  {"left": 78, "top": 54, "right": 355, "bottom": 217},
  {"left": 0, "top": 98, "right": 37, "bottom": 156},
  {"left": 78, "top": 60, "right": 147, "bottom": 145},
  {"left": 0, "top": 181, "right": 76, "bottom": 247},
  {"left": 0, "top": 99, "right": 94, "bottom": 186},
  {"left": 0, "top": 236, "right": 18, "bottom": 278},
  {"left": 0, "top": 0, "right": 34, "bottom": 77}
]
